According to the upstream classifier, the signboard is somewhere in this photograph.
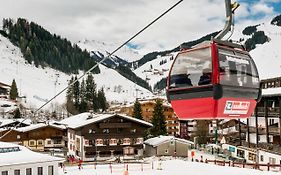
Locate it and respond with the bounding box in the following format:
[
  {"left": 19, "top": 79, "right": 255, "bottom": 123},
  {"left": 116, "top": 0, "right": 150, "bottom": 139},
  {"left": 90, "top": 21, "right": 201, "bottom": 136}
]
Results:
[
  {"left": 229, "top": 146, "right": 236, "bottom": 153},
  {"left": 224, "top": 101, "right": 250, "bottom": 115}
]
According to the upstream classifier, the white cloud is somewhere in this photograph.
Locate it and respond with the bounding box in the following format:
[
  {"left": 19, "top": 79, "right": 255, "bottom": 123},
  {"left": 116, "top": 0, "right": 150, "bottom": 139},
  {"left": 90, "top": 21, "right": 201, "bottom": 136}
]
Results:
[
  {"left": 251, "top": 3, "right": 274, "bottom": 15},
  {"left": 0, "top": 0, "right": 279, "bottom": 54}
]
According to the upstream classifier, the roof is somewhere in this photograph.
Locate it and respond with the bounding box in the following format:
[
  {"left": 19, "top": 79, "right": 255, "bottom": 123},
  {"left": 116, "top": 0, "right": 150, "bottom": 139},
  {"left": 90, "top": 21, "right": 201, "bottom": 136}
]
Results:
[
  {"left": 15, "top": 122, "right": 66, "bottom": 132},
  {"left": 59, "top": 112, "right": 152, "bottom": 129},
  {"left": 0, "top": 82, "right": 11, "bottom": 89},
  {"left": 262, "top": 87, "right": 281, "bottom": 97},
  {"left": 0, "top": 118, "right": 31, "bottom": 128},
  {"left": 144, "top": 135, "right": 194, "bottom": 147},
  {"left": 0, "top": 141, "right": 64, "bottom": 167}
]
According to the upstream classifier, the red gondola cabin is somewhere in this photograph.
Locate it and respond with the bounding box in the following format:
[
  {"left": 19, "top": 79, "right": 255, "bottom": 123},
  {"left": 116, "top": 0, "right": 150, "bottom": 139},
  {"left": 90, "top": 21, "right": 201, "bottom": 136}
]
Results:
[{"left": 166, "top": 39, "right": 261, "bottom": 119}]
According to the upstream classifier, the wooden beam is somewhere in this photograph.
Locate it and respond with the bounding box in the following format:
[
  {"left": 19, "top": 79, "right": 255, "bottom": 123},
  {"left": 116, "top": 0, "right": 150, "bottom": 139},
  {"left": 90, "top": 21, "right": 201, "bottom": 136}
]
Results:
[
  {"left": 264, "top": 100, "right": 269, "bottom": 143},
  {"left": 279, "top": 98, "right": 281, "bottom": 146},
  {"left": 247, "top": 118, "right": 250, "bottom": 148},
  {"left": 255, "top": 108, "right": 259, "bottom": 147}
]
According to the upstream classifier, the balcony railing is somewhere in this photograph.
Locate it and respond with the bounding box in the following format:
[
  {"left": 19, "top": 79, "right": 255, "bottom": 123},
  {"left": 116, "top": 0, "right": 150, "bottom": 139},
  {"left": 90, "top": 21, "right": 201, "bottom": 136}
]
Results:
[{"left": 256, "top": 107, "right": 280, "bottom": 117}]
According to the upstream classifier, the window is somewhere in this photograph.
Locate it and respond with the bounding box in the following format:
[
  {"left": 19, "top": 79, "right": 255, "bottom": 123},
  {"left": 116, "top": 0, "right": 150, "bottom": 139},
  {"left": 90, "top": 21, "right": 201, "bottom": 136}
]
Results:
[
  {"left": 37, "top": 140, "right": 43, "bottom": 146},
  {"left": 237, "top": 149, "right": 245, "bottom": 158},
  {"left": 1, "top": 171, "right": 8, "bottom": 175},
  {"left": 48, "top": 166, "right": 53, "bottom": 175},
  {"left": 88, "top": 129, "right": 96, "bottom": 134},
  {"left": 29, "top": 140, "right": 35, "bottom": 146},
  {"left": 110, "top": 139, "right": 117, "bottom": 145},
  {"left": 117, "top": 128, "right": 123, "bottom": 133},
  {"left": 248, "top": 152, "right": 256, "bottom": 162},
  {"left": 14, "top": 170, "right": 20, "bottom": 175},
  {"left": 169, "top": 47, "right": 212, "bottom": 88},
  {"left": 123, "top": 138, "right": 131, "bottom": 145},
  {"left": 218, "top": 49, "right": 259, "bottom": 88},
  {"left": 136, "top": 138, "right": 143, "bottom": 144},
  {"left": 103, "top": 129, "right": 109, "bottom": 133},
  {"left": 47, "top": 140, "right": 52, "bottom": 145},
  {"left": 26, "top": 168, "right": 32, "bottom": 175},
  {"left": 96, "top": 139, "right": 103, "bottom": 146},
  {"left": 269, "top": 157, "right": 276, "bottom": 164},
  {"left": 260, "top": 155, "right": 264, "bottom": 162},
  {"left": 38, "top": 167, "right": 43, "bottom": 175}
]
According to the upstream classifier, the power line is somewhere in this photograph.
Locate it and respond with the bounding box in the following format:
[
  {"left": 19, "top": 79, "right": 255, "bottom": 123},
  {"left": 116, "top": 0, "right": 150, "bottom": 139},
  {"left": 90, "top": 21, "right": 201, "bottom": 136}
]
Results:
[{"left": 0, "top": 0, "right": 184, "bottom": 140}]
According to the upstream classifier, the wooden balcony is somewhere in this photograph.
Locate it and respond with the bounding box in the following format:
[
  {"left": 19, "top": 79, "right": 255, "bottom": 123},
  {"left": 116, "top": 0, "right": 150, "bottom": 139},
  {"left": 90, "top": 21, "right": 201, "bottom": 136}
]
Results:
[
  {"left": 83, "top": 133, "right": 143, "bottom": 140},
  {"left": 256, "top": 107, "right": 280, "bottom": 118},
  {"left": 99, "top": 123, "right": 132, "bottom": 128}
]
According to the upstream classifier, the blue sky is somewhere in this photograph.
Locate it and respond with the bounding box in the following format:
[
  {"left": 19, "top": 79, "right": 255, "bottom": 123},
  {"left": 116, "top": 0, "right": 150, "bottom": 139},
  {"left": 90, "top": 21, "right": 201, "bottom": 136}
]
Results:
[{"left": 0, "top": 0, "right": 280, "bottom": 53}]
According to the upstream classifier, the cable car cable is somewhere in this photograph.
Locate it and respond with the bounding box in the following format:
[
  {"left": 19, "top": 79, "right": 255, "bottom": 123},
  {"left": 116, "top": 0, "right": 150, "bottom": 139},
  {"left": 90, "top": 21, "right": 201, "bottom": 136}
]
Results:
[{"left": 0, "top": 0, "right": 184, "bottom": 140}]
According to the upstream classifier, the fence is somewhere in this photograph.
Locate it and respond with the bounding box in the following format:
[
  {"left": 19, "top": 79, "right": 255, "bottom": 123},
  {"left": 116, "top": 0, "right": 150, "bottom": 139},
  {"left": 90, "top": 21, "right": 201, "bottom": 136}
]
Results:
[{"left": 206, "top": 159, "right": 281, "bottom": 172}]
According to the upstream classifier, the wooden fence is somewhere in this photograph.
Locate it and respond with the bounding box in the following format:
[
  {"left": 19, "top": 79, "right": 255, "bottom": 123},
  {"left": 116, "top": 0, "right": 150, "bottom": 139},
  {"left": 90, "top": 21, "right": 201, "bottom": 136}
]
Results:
[{"left": 206, "top": 159, "right": 281, "bottom": 171}]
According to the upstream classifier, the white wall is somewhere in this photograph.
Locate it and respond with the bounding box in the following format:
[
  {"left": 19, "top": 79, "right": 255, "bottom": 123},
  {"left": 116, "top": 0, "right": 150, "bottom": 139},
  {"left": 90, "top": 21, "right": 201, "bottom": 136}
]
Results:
[
  {"left": 259, "top": 150, "right": 281, "bottom": 165},
  {"left": 0, "top": 161, "right": 60, "bottom": 175},
  {"left": 247, "top": 133, "right": 273, "bottom": 144}
]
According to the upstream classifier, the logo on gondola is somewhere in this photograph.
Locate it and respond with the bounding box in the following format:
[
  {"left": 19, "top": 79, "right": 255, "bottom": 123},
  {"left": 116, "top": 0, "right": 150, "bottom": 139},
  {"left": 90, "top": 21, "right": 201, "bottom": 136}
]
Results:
[{"left": 224, "top": 101, "right": 250, "bottom": 115}]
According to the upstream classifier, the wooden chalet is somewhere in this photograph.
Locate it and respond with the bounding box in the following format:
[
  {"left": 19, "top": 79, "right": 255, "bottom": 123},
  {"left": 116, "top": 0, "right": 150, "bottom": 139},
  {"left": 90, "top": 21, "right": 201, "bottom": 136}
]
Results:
[
  {"left": 59, "top": 113, "right": 152, "bottom": 161},
  {"left": 0, "top": 123, "right": 67, "bottom": 152}
]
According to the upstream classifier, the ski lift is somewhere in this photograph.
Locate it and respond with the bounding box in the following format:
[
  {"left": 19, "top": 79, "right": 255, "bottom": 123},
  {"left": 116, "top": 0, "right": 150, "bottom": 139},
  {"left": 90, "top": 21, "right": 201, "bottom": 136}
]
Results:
[{"left": 166, "top": 0, "right": 261, "bottom": 119}]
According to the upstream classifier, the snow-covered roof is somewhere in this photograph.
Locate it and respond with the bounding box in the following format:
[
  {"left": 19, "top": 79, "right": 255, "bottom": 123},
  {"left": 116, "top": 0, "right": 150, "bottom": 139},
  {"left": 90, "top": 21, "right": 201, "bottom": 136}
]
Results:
[
  {"left": 0, "top": 118, "right": 31, "bottom": 128},
  {"left": 0, "top": 141, "right": 64, "bottom": 167},
  {"left": 262, "top": 87, "right": 281, "bottom": 97},
  {"left": 15, "top": 122, "right": 66, "bottom": 132},
  {"left": 144, "top": 135, "right": 194, "bottom": 146},
  {"left": 219, "top": 119, "right": 247, "bottom": 125},
  {"left": 59, "top": 112, "right": 152, "bottom": 129}
]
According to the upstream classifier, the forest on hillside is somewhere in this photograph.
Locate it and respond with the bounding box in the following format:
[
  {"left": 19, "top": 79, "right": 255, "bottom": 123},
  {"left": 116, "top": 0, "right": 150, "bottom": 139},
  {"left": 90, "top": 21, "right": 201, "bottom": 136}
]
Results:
[{"left": 1, "top": 18, "right": 100, "bottom": 74}]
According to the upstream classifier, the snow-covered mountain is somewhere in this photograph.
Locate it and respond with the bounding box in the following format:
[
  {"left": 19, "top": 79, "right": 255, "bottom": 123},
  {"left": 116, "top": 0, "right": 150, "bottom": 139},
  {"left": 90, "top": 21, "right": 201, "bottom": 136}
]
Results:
[
  {"left": 0, "top": 34, "right": 153, "bottom": 111},
  {"left": 77, "top": 39, "right": 143, "bottom": 68}
]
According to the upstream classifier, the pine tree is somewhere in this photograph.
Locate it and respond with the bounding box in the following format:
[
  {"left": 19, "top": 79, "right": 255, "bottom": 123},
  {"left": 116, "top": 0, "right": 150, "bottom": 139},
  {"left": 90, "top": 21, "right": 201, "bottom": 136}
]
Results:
[
  {"left": 85, "top": 74, "right": 97, "bottom": 110},
  {"left": 133, "top": 100, "right": 142, "bottom": 120},
  {"left": 10, "top": 79, "right": 18, "bottom": 100},
  {"left": 150, "top": 99, "right": 167, "bottom": 136},
  {"left": 14, "top": 108, "right": 21, "bottom": 119},
  {"left": 195, "top": 120, "right": 210, "bottom": 144},
  {"left": 73, "top": 76, "right": 80, "bottom": 109},
  {"left": 97, "top": 88, "right": 107, "bottom": 112},
  {"left": 79, "top": 79, "right": 87, "bottom": 112}
]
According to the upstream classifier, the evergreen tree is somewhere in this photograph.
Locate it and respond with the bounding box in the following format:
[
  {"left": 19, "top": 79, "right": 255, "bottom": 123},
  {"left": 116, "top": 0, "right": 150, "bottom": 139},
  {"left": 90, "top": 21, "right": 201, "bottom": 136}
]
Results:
[
  {"left": 79, "top": 79, "right": 87, "bottom": 112},
  {"left": 14, "top": 108, "right": 21, "bottom": 119},
  {"left": 97, "top": 88, "right": 107, "bottom": 112},
  {"left": 10, "top": 79, "right": 18, "bottom": 100},
  {"left": 195, "top": 120, "right": 210, "bottom": 145},
  {"left": 133, "top": 100, "right": 142, "bottom": 120},
  {"left": 85, "top": 74, "right": 96, "bottom": 109},
  {"left": 150, "top": 99, "right": 167, "bottom": 136},
  {"left": 73, "top": 76, "right": 80, "bottom": 109}
]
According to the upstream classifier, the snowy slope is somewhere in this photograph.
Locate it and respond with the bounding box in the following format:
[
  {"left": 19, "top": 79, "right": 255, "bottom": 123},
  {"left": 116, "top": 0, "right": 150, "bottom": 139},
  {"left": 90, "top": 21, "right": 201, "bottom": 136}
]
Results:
[
  {"left": 133, "top": 53, "right": 177, "bottom": 89},
  {"left": 0, "top": 35, "right": 153, "bottom": 110},
  {"left": 77, "top": 39, "right": 142, "bottom": 63},
  {"left": 248, "top": 23, "right": 281, "bottom": 80}
]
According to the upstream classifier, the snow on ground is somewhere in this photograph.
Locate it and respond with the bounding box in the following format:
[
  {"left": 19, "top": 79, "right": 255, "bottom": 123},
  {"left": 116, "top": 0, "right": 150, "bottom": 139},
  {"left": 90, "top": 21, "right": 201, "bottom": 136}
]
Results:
[
  {"left": 59, "top": 158, "right": 279, "bottom": 175},
  {"left": 0, "top": 34, "right": 153, "bottom": 110}
]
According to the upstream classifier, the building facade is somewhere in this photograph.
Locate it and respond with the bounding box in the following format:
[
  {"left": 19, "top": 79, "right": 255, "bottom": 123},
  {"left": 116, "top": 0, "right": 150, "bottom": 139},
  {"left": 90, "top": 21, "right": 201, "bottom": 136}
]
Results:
[
  {"left": 0, "top": 141, "right": 63, "bottom": 175},
  {"left": 0, "top": 123, "right": 67, "bottom": 152},
  {"left": 60, "top": 113, "right": 152, "bottom": 161},
  {"left": 117, "top": 98, "right": 179, "bottom": 136}
]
